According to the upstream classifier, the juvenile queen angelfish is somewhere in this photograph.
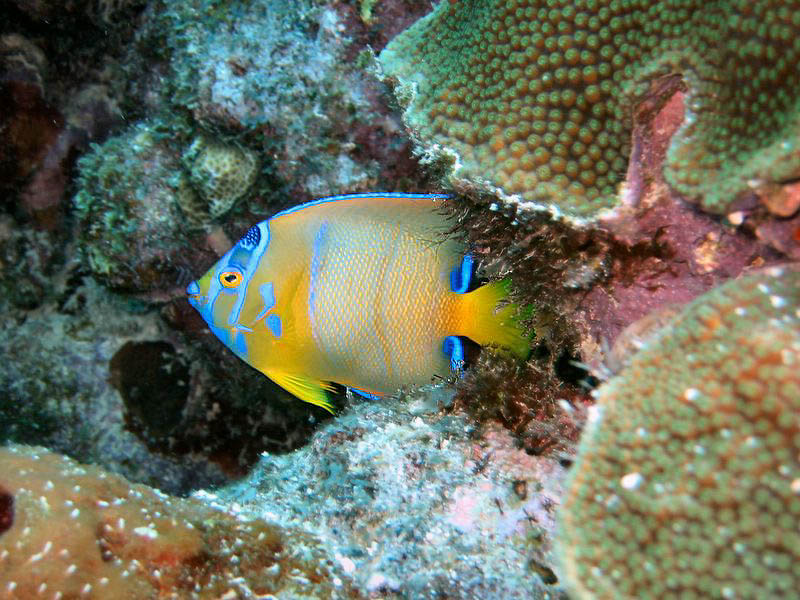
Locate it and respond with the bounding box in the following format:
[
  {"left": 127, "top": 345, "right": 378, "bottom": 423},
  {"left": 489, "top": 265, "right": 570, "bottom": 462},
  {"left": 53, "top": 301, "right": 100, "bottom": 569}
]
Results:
[{"left": 187, "top": 193, "right": 529, "bottom": 412}]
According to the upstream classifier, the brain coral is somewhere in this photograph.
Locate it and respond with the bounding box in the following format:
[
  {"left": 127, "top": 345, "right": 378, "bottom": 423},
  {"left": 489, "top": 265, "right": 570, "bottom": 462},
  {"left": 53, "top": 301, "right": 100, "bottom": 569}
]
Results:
[
  {"left": 0, "top": 444, "right": 356, "bottom": 598},
  {"left": 183, "top": 134, "right": 259, "bottom": 221},
  {"left": 555, "top": 266, "right": 800, "bottom": 599},
  {"left": 380, "top": 0, "right": 800, "bottom": 221}
]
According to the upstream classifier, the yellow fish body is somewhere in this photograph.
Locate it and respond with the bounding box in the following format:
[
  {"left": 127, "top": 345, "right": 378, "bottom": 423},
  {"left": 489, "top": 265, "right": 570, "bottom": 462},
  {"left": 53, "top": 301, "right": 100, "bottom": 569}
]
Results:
[{"left": 187, "top": 193, "right": 528, "bottom": 411}]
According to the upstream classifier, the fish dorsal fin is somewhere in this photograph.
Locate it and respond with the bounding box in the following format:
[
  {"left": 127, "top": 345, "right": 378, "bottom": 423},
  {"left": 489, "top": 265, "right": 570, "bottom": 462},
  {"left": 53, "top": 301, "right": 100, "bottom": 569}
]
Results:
[{"left": 266, "top": 370, "right": 336, "bottom": 413}]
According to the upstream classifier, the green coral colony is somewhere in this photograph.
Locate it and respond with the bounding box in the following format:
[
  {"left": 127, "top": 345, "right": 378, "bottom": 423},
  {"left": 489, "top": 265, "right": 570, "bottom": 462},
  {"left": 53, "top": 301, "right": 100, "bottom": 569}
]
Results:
[
  {"left": 380, "top": 0, "right": 800, "bottom": 219},
  {"left": 556, "top": 267, "right": 800, "bottom": 599}
]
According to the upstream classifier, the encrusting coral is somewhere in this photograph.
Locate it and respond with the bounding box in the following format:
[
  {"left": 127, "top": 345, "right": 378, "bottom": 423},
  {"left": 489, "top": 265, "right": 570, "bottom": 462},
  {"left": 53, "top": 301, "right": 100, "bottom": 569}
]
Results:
[
  {"left": 73, "top": 122, "right": 195, "bottom": 292},
  {"left": 380, "top": 0, "right": 800, "bottom": 221},
  {"left": 220, "top": 390, "right": 568, "bottom": 598},
  {"left": 555, "top": 266, "right": 800, "bottom": 599},
  {"left": 73, "top": 122, "right": 254, "bottom": 293},
  {"left": 0, "top": 444, "right": 358, "bottom": 599},
  {"left": 135, "top": 0, "right": 386, "bottom": 200}
]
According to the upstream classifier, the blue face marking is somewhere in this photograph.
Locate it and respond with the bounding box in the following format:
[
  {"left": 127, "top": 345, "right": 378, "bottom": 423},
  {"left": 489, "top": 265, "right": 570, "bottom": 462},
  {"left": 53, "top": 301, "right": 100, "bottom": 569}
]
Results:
[
  {"left": 266, "top": 314, "right": 282, "bottom": 337},
  {"left": 208, "top": 321, "right": 234, "bottom": 353},
  {"left": 226, "top": 221, "right": 271, "bottom": 328},
  {"left": 443, "top": 335, "right": 465, "bottom": 371},
  {"left": 254, "top": 282, "right": 276, "bottom": 321},
  {"left": 252, "top": 281, "right": 281, "bottom": 338},
  {"left": 450, "top": 254, "right": 473, "bottom": 294},
  {"left": 188, "top": 221, "right": 273, "bottom": 360},
  {"left": 233, "top": 330, "right": 248, "bottom": 358}
]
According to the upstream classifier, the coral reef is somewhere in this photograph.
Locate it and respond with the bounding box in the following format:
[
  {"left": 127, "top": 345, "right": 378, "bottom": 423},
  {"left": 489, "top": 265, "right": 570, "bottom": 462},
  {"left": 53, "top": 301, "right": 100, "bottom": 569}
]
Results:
[
  {"left": 444, "top": 82, "right": 789, "bottom": 378},
  {"left": 0, "top": 392, "right": 574, "bottom": 598},
  {"left": 0, "top": 444, "right": 358, "bottom": 598},
  {"left": 73, "top": 121, "right": 206, "bottom": 294},
  {"left": 453, "top": 349, "right": 587, "bottom": 457},
  {"left": 555, "top": 266, "right": 800, "bottom": 598},
  {"left": 1, "top": 0, "right": 799, "bottom": 598},
  {"left": 220, "top": 389, "right": 568, "bottom": 599},
  {"left": 71, "top": 0, "right": 440, "bottom": 295},
  {"left": 0, "top": 271, "right": 328, "bottom": 494},
  {"left": 129, "top": 0, "right": 431, "bottom": 203},
  {"left": 0, "top": 276, "right": 227, "bottom": 494},
  {"left": 380, "top": 0, "right": 800, "bottom": 221},
  {"left": 565, "top": 84, "right": 793, "bottom": 368}
]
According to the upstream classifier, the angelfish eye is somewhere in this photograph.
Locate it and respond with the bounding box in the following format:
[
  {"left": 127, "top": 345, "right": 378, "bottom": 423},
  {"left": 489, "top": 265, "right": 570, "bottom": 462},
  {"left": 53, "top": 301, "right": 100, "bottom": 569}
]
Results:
[{"left": 219, "top": 270, "right": 243, "bottom": 288}]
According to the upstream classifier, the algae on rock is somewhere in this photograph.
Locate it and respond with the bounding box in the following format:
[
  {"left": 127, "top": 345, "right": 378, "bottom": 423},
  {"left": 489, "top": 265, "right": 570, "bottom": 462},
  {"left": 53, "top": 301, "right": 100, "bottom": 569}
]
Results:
[{"left": 219, "top": 388, "right": 569, "bottom": 599}]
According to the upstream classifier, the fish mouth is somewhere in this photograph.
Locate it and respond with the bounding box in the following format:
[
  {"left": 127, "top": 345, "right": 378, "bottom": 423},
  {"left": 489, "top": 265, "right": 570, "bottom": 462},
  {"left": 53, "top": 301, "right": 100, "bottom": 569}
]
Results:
[{"left": 186, "top": 280, "right": 206, "bottom": 308}]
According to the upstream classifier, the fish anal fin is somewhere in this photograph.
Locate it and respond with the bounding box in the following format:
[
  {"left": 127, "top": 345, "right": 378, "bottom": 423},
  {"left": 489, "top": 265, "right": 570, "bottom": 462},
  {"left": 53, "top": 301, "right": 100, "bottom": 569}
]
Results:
[
  {"left": 266, "top": 370, "right": 336, "bottom": 413},
  {"left": 350, "top": 387, "right": 384, "bottom": 401}
]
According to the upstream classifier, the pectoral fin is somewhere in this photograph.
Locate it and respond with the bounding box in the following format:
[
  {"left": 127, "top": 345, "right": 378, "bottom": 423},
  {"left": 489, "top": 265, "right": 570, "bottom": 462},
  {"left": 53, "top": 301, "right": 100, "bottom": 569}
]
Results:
[{"left": 266, "top": 370, "right": 336, "bottom": 413}]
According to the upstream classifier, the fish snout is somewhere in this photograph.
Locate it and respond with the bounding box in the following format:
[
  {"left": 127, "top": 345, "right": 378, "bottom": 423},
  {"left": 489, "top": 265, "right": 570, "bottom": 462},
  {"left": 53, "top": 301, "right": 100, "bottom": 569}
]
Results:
[{"left": 186, "top": 280, "right": 205, "bottom": 309}]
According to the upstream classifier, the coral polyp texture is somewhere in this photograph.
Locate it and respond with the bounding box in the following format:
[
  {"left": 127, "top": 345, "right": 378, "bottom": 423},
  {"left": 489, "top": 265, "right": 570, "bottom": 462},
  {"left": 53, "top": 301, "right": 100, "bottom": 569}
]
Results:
[
  {"left": 0, "top": 444, "right": 356, "bottom": 599},
  {"left": 380, "top": 0, "right": 800, "bottom": 220},
  {"left": 183, "top": 135, "right": 259, "bottom": 220},
  {"left": 555, "top": 266, "right": 800, "bottom": 599}
]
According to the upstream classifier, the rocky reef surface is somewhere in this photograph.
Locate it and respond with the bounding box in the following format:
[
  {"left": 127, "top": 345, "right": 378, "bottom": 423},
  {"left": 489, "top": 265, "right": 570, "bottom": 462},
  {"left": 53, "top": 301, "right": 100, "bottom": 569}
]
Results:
[{"left": 1, "top": 0, "right": 798, "bottom": 598}]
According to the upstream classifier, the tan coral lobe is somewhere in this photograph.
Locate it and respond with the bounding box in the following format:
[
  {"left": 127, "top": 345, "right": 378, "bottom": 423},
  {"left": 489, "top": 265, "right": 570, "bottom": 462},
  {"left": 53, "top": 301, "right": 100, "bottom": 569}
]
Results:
[
  {"left": 380, "top": 0, "right": 800, "bottom": 221},
  {"left": 555, "top": 267, "right": 800, "bottom": 599},
  {"left": 0, "top": 444, "right": 356, "bottom": 598}
]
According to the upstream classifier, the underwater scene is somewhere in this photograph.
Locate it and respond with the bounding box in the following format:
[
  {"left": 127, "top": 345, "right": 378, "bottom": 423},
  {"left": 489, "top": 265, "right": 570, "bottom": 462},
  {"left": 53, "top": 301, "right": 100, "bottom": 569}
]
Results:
[{"left": 1, "top": 0, "right": 799, "bottom": 598}]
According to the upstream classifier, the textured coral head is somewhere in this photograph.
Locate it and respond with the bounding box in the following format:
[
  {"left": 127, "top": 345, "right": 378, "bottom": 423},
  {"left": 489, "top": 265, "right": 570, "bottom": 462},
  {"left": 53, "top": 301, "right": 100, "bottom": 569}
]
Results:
[{"left": 380, "top": 0, "right": 800, "bottom": 220}]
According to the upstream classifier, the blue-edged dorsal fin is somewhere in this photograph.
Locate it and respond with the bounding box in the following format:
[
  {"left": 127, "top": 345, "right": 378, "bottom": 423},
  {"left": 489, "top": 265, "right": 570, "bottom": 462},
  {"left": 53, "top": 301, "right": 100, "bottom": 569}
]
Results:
[
  {"left": 265, "top": 370, "right": 336, "bottom": 413},
  {"left": 271, "top": 192, "right": 451, "bottom": 219}
]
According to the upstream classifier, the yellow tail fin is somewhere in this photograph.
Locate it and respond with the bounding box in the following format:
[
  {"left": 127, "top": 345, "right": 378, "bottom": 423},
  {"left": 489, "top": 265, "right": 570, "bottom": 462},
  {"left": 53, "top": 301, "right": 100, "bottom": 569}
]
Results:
[{"left": 457, "top": 279, "right": 531, "bottom": 360}]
